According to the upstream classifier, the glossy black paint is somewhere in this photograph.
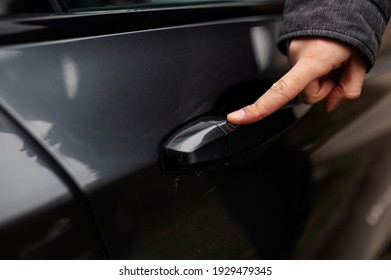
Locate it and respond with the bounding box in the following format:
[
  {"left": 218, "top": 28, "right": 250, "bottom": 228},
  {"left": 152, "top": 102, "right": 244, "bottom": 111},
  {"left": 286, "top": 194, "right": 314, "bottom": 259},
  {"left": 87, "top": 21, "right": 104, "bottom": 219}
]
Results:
[
  {"left": 0, "top": 17, "right": 282, "bottom": 191},
  {"left": 0, "top": 110, "right": 101, "bottom": 259},
  {"left": 1, "top": 0, "right": 391, "bottom": 260},
  {"left": 0, "top": 5, "right": 290, "bottom": 258}
]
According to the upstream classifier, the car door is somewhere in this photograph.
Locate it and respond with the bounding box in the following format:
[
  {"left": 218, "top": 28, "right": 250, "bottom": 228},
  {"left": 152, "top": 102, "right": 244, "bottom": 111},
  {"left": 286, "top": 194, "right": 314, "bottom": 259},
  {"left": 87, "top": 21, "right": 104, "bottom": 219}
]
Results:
[
  {"left": 0, "top": 0, "right": 309, "bottom": 259},
  {"left": 1, "top": 0, "right": 391, "bottom": 260}
]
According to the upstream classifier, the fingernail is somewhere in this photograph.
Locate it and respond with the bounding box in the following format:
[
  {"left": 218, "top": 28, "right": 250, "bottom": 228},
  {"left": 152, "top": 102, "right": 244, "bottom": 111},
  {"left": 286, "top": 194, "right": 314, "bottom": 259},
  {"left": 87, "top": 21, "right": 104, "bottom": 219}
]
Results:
[
  {"left": 228, "top": 109, "right": 245, "bottom": 120},
  {"left": 327, "top": 102, "right": 341, "bottom": 113}
]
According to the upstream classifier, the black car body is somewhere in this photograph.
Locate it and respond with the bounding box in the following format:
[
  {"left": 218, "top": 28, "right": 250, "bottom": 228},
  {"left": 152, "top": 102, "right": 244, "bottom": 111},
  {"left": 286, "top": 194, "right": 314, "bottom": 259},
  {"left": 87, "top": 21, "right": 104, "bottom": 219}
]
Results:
[{"left": 1, "top": 0, "right": 391, "bottom": 259}]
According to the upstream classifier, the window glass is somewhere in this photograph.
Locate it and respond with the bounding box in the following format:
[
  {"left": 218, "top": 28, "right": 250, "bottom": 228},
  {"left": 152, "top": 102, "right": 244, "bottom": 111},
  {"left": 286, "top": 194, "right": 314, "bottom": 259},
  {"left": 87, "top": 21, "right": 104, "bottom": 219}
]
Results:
[
  {"left": 0, "top": 0, "right": 54, "bottom": 16},
  {"left": 0, "top": 0, "right": 279, "bottom": 17},
  {"left": 58, "top": 0, "right": 276, "bottom": 13}
]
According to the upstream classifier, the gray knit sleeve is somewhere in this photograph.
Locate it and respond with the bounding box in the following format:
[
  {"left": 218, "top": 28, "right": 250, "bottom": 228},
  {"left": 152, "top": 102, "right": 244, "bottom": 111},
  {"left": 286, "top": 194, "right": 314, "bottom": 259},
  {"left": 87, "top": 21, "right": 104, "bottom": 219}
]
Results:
[{"left": 277, "top": 0, "right": 391, "bottom": 68}]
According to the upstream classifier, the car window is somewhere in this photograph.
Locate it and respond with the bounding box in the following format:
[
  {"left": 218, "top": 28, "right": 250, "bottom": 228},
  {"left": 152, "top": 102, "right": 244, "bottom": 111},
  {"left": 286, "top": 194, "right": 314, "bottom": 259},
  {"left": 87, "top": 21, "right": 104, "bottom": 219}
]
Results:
[
  {"left": 0, "top": 0, "right": 54, "bottom": 16},
  {"left": 0, "top": 0, "right": 282, "bottom": 17},
  {"left": 57, "top": 0, "right": 281, "bottom": 13}
]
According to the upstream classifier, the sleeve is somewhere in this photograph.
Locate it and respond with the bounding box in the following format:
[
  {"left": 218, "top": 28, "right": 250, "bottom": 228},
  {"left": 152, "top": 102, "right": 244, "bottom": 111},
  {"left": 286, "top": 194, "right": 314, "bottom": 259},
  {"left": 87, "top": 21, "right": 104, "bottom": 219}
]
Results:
[{"left": 277, "top": 0, "right": 391, "bottom": 68}]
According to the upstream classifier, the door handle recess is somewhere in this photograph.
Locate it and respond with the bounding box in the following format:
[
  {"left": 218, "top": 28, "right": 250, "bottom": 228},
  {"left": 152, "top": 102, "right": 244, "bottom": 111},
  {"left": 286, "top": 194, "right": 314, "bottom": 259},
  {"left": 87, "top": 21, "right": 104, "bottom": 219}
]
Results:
[{"left": 161, "top": 107, "right": 296, "bottom": 171}]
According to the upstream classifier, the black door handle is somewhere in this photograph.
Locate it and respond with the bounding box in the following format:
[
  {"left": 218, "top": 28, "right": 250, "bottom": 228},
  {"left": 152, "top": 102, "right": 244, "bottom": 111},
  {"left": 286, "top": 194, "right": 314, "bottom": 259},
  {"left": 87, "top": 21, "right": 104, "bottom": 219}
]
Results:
[{"left": 161, "top": 106, "right": 298, "bottom": 172}]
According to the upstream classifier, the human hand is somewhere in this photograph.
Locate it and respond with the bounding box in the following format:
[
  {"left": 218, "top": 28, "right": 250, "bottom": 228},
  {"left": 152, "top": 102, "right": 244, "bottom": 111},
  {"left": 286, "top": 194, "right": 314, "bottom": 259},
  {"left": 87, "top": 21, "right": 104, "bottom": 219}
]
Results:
[{"left": 227, "top": 38, "right": 368, "bottom": 125}]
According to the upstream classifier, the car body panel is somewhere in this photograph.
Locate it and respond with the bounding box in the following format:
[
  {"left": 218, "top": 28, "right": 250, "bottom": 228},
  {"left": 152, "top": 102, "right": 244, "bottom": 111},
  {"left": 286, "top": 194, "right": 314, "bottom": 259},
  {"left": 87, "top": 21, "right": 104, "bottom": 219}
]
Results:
[
  {"left": 0, "top": 6, "right": 293, "bottom": 259},
  {"left": 1, "top": 0, "right": 391, "bottom": 259},
  {"left": 0, "top": 110, "right": 101, "bottom": 259},
  {"left": 0, "top": 17, "right": 277, "bottom": 190}
]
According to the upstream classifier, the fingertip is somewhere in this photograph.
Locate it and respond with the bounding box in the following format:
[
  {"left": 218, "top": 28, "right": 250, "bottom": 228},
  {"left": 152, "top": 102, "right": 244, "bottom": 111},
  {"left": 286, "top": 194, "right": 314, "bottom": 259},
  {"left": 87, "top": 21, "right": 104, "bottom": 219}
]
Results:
[
  {"left": 325, "top": 96, "right": 343, "bottom": 112},
  {"left": 326, "top": 103, "right": 338, "bottom": 113},
  {"left": 227, "top": 109, "right": 245, "bottom": 124}
]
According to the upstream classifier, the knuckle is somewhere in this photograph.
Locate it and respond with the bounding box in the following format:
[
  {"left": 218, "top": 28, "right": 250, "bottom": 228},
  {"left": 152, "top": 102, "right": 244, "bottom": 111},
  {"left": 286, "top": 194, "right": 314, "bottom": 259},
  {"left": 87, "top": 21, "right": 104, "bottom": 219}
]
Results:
[{"left": 269, "top": 80, "right": 291, "bottom": 102}]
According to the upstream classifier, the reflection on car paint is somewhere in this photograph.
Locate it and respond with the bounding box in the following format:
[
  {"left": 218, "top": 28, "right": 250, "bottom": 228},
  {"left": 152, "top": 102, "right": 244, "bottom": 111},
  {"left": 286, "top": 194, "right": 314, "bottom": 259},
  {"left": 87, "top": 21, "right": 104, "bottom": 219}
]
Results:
[
  {"left": 0, "top": 20, "right": 272, "bottom": 192},
  {"left": 0, "top": 116, "right": 69, "bottom": 227},
  {"left": 0, "top": 50, "right": 20, "bottom": 63},
  {"left": 250, "top": 26, "right": 273, "bottom": 71},
  {"left": 62, "top": 56, "right": 80, "bottom": 101},
  {"left": 0, "top": 112, "right": 99, "bottom": 259}
]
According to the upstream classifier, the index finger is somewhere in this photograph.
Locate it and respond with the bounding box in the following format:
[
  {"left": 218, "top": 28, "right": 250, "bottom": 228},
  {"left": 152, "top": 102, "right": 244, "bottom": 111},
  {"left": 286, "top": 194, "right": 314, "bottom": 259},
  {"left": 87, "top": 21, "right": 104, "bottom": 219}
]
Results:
[{"left": 227, "top": 59, "right": 332, "bottom": 125}]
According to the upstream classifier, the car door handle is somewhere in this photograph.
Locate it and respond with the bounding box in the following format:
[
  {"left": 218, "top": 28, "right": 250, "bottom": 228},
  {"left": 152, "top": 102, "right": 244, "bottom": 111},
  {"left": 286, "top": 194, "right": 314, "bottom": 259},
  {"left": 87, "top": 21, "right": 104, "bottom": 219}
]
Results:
[{"left": 161, "top": 106, "right": 297, "bottom": 172}]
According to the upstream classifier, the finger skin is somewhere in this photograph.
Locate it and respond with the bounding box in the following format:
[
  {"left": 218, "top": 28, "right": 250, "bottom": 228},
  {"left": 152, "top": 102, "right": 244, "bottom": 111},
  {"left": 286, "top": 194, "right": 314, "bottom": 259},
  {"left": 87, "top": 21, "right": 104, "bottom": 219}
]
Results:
[
  {"left": 325, "top": 51, "right": 367, "bottom": 112},
  {"left": 227, "top": 38, "right": 367, "bottom": 125},
  {"left": 300, "top": 78, "right": 336, "bottom": 104},
  {"left": 227, "top": 55, "right": 333, "bottom": 125}
]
